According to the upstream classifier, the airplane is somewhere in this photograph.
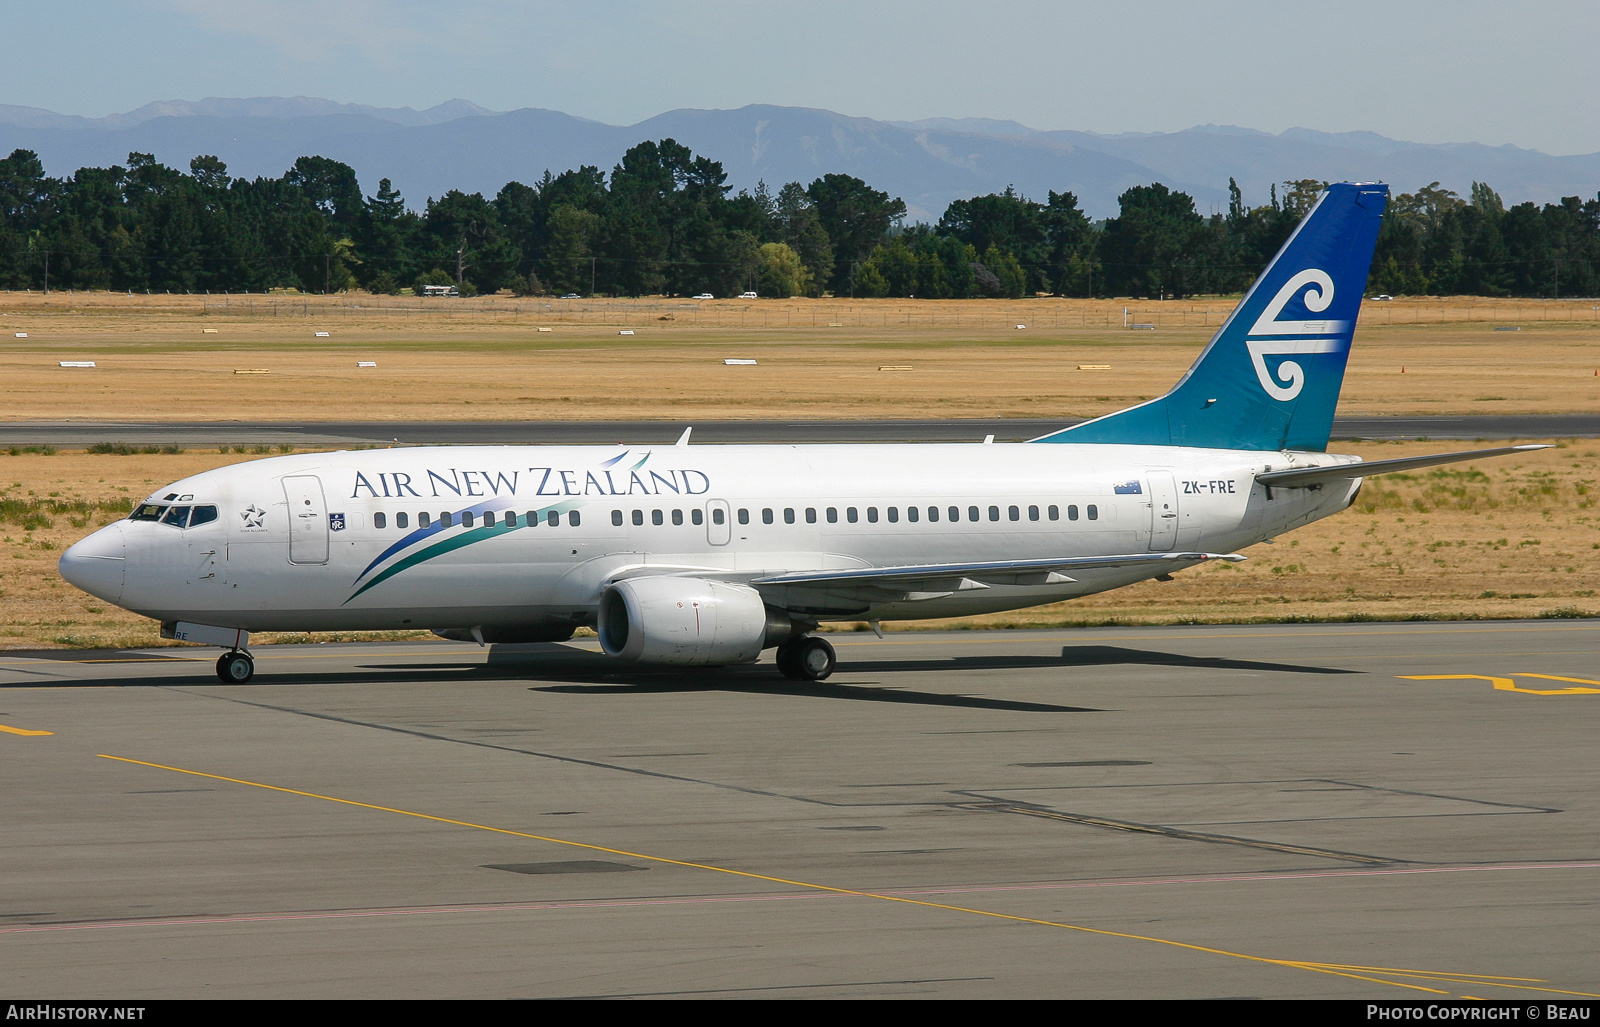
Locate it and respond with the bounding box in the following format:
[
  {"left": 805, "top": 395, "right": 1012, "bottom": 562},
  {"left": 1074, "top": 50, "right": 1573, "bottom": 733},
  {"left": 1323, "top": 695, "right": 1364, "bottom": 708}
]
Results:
[{"left": 59, "top": 182, "right": 1545, "bottom": 684}]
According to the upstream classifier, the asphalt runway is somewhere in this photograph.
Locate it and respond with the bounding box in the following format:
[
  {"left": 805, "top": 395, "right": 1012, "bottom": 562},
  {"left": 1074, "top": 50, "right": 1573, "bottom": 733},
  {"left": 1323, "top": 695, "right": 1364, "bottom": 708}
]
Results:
[
  {"left": 1, "top": 414, "right": 1597, "bottom": 449},
  {"left": 3, "top": 622, "right": 1598, "bottom": 999}
]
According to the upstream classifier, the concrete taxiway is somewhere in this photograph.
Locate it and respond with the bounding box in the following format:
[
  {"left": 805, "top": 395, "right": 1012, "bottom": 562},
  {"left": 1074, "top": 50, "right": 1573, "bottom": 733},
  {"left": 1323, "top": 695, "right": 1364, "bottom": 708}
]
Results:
[{"left": 2, "top": 622, "right": 1597, "bottom": 999}]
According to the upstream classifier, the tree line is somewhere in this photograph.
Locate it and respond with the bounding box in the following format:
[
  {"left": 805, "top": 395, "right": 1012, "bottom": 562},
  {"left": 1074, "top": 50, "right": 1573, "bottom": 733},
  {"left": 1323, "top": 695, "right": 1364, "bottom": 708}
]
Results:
[{"left": 1, "top": 140, "right": 1596, "bottom": 299}]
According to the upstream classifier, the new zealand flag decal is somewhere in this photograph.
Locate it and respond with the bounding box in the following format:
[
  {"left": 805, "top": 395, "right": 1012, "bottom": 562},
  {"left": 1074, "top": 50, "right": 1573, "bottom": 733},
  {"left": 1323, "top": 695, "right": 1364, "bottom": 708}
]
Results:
[
  {"left": 1113, "top": 480, "right": 1143, "bottom": 495},
  {"left": 329, "top": 512, "right": 346, "bottom": 532}
]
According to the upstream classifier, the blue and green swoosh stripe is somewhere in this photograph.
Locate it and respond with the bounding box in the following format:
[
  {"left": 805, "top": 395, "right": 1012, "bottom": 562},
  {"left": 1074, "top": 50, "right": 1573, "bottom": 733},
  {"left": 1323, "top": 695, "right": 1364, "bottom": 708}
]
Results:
[{"left": 344, "top": 500, "right": 581, "bottom": 604}]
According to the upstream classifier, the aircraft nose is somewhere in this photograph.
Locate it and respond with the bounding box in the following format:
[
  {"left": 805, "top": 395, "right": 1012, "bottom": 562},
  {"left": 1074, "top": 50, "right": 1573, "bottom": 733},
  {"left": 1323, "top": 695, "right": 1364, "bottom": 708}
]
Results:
[{"left": 59, "top": 522, "right": 126, "bottom": 604}]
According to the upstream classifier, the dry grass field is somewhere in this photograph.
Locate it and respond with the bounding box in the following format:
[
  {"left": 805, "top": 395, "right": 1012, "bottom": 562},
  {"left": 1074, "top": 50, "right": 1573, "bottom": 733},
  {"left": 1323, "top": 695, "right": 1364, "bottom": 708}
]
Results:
[
  {"left": 0, "top": 290, "right": 1596, "bottom": 421},
  {"left": 0, "top": 290, "right": 1595, "bottom": 649},
  {"left": 1, "top": 441, "right": 1594, "bottom": 651}
]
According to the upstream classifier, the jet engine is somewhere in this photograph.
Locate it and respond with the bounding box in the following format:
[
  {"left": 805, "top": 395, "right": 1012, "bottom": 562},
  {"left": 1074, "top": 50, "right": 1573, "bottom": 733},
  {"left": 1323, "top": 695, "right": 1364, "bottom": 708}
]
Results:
[{"left": 598, "top": 576, "right": 800, "bottom": 665}]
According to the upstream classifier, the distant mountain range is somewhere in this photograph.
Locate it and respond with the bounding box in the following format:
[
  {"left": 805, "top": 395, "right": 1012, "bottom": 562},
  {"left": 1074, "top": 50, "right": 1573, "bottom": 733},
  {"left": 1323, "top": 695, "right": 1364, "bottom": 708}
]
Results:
[{"left": 3, "top": 97, "right": 1597, "bottom": 220}]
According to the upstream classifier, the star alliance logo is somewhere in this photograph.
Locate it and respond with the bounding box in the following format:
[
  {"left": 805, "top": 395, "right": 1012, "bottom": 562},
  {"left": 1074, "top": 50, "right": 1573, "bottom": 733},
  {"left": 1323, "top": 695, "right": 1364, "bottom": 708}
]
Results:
[{"left": 241, "top": 504, "right": 266, "bottom": 529}]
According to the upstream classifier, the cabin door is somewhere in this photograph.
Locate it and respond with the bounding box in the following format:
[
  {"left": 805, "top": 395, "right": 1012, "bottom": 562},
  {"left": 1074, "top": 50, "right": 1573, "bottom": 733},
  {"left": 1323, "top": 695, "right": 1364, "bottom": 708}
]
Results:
[
  {"left": 283, "top": 475, "right": 329, "bottom": 564},
  {"left": 1148, "top": 471, "right": 1179, "bottom": 552}
]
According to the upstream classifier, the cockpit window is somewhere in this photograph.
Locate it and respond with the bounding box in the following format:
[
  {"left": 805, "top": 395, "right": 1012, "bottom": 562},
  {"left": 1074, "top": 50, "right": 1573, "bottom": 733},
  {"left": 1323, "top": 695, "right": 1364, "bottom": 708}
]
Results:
[
  {"left": 161, "top": 506, "right": 192, "bottom": 527},
  {"left": 131, "top": 504, "right": 167, "bottom": 521},
  {"left": 189, "top": 505, "right": 218, "bottom": 527}
]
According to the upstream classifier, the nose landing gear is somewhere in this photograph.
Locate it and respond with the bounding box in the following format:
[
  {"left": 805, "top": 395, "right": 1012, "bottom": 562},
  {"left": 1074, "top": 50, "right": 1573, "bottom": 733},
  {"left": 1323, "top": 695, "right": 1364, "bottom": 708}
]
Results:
[
  {"left": 774, "top": 635, "right": 836, "bottom": 680},
  {"left": 216, "top": 650, "right": 255, "bottom": 684}
]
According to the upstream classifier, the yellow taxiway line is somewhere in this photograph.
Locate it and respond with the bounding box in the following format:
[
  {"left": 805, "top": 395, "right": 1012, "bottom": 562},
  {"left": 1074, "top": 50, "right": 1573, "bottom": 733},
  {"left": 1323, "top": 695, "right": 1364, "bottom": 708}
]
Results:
[{"left": 0, "top": 722, "right": 53, "bottom": 736}]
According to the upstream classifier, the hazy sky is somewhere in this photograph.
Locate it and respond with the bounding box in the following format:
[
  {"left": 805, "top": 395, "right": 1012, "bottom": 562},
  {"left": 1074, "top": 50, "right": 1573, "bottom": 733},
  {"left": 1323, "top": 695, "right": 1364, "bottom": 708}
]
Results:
[{"left": 7, "top": 0, "right": 1598, "bottom": 154}]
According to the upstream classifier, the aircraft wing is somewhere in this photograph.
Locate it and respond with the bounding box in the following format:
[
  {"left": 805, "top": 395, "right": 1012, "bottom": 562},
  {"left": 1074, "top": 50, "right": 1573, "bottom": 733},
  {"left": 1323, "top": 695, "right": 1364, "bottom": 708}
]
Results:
[
  {"left": 749, "top": 552, "right": 1243, "bottom": 594},
  {"left": 1256, "top": 445, "right": 1550, "bottom": 489}
]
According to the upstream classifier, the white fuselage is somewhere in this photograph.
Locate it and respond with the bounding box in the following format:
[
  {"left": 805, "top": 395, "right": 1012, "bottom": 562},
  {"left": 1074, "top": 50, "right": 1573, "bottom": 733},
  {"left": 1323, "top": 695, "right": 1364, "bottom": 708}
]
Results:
[{"left": 62, "top": 441, "right": 1361, "bottom": 634}]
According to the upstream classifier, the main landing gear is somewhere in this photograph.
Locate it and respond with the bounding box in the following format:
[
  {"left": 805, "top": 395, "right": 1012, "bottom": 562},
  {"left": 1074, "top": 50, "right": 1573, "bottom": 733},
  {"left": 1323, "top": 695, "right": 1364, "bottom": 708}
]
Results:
[
  {"left": 215, "top": 650, "right": 255, "bottom": 684},
  {"left": 775, "top": 636, "right": 836, "bottom": 681}
]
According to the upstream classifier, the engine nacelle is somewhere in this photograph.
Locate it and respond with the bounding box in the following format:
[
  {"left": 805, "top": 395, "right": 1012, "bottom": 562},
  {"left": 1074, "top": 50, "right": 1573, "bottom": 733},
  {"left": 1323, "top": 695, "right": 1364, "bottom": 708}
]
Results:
[{"left": 598, "top": 576, "right": 795, "bottom": 665}]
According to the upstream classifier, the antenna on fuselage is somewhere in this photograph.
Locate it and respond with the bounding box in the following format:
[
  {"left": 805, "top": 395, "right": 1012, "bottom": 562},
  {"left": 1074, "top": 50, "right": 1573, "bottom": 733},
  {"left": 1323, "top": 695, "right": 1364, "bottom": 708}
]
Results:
[{"left": 676, "top": 427, "right": 692, "bottom": 447}]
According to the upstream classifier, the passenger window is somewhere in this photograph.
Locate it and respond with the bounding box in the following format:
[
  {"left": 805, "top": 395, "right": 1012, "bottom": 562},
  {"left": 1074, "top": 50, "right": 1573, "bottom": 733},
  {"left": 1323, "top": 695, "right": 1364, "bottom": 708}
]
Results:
[
  {"left": 762, "top": 508, "right": 773, "bottom": 524},
  {"left": 692, "top": 509, "right": 703, "bottom": 525},
  {"left": 805, "top": 508, "right": 816, "bottom": 524},
  {"left": 189, "top": 505, "right": 218, "bottom": 527},
  {"left": 846, "top": 507, "right": 858, "bottom": 523},
  {"left": 989, "top": 506, "right": 1000, "bottom": 522},
  {"left": 612, "top": 510, "right": 623, "bottom": 526},
  {"left": 483, "top": 511, "right": 495, "bottom": 527},
  {"left": 712, "top": 508, "right": 725, "bottom": 525},
  {"left": 418, "top": 512, "right": 432, "bottom": 528},
  {"left": 1008, "top": 505, "right": 1020, "bottom": 521},
  {"left": 672, "top": 509, "right": 683, "bottom": 525},
  {"left": 1048, "top": 505, "right": 1059, "bottom": 520},
  {"left": 547, "top": 510, "right": 559, "bottom": 526},
  {"left": 968, "top": 506, "right": 980, "bottom": 522},
  {"left": 866, "top": 507, "right": 878, "bottom": 523},
  {"left": 462, "top": 512, "right": 474, "bottom": 528},
  {"left": 949, "top": 506, "right": 959, "bottom": 522},
  {"left": 569, "top": 511, "right": 581, "bottom": 527},
  {"left": 784, "top": 508, "right": 795, "bottom": 524},
  {"left": 374, "top": 512, "right": 387, "bottom": 529},
  {"left": 1068, "top": 505, "right": 1079, "bottom": 521},
  {"left": 397, "top": 512, "right": 409, "bottom": 529},
  {"left": 505, "top": 512, "right": 518, "bottom": 527},
  {"left": 161, "top": 506, "right": 191, "bottom": 527},
  {"left": 827, "top": 507, "right": 838, "bottom": 523},
  {"left": 887, "top": 507, "right": 898, "bottom": 523},
  {"left": 632, "top": 509, "right": 644, "bottom": 526},
  {"left": 440, "top": 512, "right": 453, "bottom": 528},
  {"left": 1087, "top": 505, "right": 1098, "bottom": 520},
  {"left": 652, "top": 510, "right": 664, "bottom": 526},
  {"left": 907, "top": 506, "right": 918, "bottom": 522},
  {"left": 927, "top": 506, "right": 939, "bottom": 522},
  {"left": 1028, "top": 505, "right": 1039, "bottom": 521},
  {"left": 738, "top": 509, "right": 749, "bottom": 525}
]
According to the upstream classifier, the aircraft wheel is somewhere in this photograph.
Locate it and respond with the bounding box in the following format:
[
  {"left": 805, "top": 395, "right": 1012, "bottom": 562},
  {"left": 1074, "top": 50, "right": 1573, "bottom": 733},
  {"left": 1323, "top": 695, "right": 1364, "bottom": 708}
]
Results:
[
  {"left": 216, "top": 651, "right": 254, "bottom": 684},
  {"left": 794, "top": 636, "right": 836, "bottom": 681},
  {"left": 775, "top": 639, "right": 805, "bottom": 679}
]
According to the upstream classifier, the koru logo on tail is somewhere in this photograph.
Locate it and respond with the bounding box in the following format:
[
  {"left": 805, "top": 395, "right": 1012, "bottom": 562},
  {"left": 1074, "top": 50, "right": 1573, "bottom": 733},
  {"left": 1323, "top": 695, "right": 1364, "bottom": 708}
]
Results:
[{"left": 1246, "top": 269, "right": 1348, "bottom": 401}]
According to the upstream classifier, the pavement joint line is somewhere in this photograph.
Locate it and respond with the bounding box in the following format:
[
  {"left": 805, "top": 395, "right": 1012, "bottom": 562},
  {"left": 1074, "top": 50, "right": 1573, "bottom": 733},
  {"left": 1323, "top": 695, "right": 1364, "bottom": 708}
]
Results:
[
  {"left": 10, "top": 861, "right": 1597, "bottom": 937},
  {"left": 95, "top": 752, "right": 1600, "bottom": 998},
  {"left": 978, "top": 804, "right": 1398, "bottom": 865}
]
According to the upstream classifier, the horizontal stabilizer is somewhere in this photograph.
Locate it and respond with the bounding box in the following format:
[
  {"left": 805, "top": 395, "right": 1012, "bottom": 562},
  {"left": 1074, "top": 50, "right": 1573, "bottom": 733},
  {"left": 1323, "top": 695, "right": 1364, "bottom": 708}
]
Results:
[{"left": 1256, "top": 445, "right": 1551, "bottom": 488}]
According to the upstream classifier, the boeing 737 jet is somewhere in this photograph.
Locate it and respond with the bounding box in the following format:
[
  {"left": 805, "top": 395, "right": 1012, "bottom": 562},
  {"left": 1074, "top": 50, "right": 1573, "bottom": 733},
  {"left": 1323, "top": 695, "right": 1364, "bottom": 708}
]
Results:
[{"left": 59, "top": 183, "right": 1542, "bottom": 683}]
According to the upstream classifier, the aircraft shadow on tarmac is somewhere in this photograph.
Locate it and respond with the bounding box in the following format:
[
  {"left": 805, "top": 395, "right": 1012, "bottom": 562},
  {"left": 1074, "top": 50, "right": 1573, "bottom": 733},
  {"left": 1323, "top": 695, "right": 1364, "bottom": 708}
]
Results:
[
  {"left": 1052, "top": 645, "right": 1357, "bottom": 675},
  {"left": 1, "top": 642, "right": 1350, "bottom": 712}
]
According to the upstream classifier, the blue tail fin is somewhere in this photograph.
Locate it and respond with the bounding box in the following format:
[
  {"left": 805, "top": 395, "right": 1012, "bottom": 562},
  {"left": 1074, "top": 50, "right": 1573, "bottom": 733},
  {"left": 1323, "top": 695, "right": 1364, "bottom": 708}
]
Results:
[{"left": 1032, "top": 182, "right": 1388, "bottom": 452}]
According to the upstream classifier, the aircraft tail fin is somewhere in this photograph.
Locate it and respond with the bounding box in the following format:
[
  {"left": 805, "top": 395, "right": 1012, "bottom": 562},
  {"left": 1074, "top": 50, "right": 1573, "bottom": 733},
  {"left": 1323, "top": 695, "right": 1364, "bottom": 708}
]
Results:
[{"left": 1032, "top": 182, "right": 1388, "bottom": 452}]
